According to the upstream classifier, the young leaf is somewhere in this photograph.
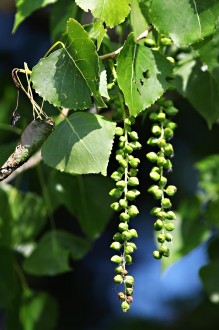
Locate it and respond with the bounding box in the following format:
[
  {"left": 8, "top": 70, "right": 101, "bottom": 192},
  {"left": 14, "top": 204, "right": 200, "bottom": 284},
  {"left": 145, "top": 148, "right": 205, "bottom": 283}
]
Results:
[
  {"left": 117, "top": 33, "right": 172, "bottom": 116},
  {"left": 13, "top": 0, "right": 58, "bottom": 32},
  {"left": 31, "top": 19, "right": 105, "bottom": 109},
  {"left": 150, "top": 0, "right": 219, "bottom": 47},
  {"left": 173, "top": 59, "right": 219, "bottom": 128},
  {"left": 23, "top": 230, "right": 91, "bottom": 276},
  {"left": 42, "top": 112, "right": 116, "bottom": 176},
  {"left": 48, "top": 172, "right": 114, "bottom": 239},
  {"left": 75, "top": 0, "right": 131, "bottom": 28},
  {"left": 88, "top": 19, "right": 107, "bottom": 50}
]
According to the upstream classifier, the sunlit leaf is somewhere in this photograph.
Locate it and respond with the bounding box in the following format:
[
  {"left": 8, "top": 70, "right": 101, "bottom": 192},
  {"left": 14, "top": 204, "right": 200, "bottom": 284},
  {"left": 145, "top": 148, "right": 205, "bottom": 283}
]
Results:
[
  {"left": 173, "top": 59, "right": 219, "bottom": 128},
  {"left": 31, "top": 19, "right": 105, "bottom": 109},
  {"left": 117, "top": 33, "right": 172, "bottom": 116},
  {"left": 75, "top": 0, "right": 131, "bottom": 28},
  {"left": 150, "top": 0, "right": 219, "bottom": 47},
  {"left": 42, "top": 112, "right": 116, "bottom": 176}
]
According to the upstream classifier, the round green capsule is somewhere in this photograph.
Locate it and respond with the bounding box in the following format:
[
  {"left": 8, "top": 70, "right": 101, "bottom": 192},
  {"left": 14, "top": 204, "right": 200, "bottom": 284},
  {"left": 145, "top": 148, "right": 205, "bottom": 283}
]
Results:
[
  {"left": 166, "top": 185, "right": 177, "bottom": 196},
  {"left": 122, "top": 230, "right": 133, "bottom": 240},
  {"left": 161, "top": 198, "right": 172, "bottom": 209},
  {"left": 128, "top": 205, "right": 139, "bottom": 217},
  {"left": 157, "top": 156, "right": 167, "bottom": 167},
  {"left": 129, "top": 168, "right": 138, "bottom": 176},
  {"left": 115, "top": 127, "right": 124, "bottom": 136},
  {"left": 129, "top": 228, "right": 138, "bottom": 238},
  {"left": 157, "top": 233, "right": 166, "bottom": 243},
  {"left": 120, "top": 212, "right": 130, "bottom": 222},
  {"left": 165, "top": 233, "right": 173, "bottom": 242},
  {"left": 147, "top": 137, "right": 159, "bottom": 146},
  {"left": 125, "top": 255, "right": 132, "bottom": 264},
  {"left": 126, "top": 287, "right": 134, "bottom": 296},
  {"left": 129, "top": 131, "right": 139, "bottom": 141},
  {"left": 160, "top": 37, "right": 173, "bottom": 46},
  {"left": 144, "top": 38, "right": 156, "bottom": 47},
  {"left": 153, "top": 250, "right": 162, "bottom": 259},
  {"left": 118, "top": 292, "right": 126, "bottom": 300},
  {"left": 110, "top": 242, "right": 122, "bottom": 250},
  {"left": 164, "top": 143, "right": 174, "bottom": 157},
  {"left": 165, "top": 223, "right": 175, "bottom": 231},
  {"left": 125, "top": 275, "right": 134, "bottom": 286},
  {"left": 119, "top": 198, "right": 128, "bottom": 209},
  {"left": 150, "top": 171, "right": 160, "bottom": 181},
  {"left": 118, "top": 222, "right": 129, "bottom": 232},
  {"left": 166, "top": 211, "right": 176, "bottom": 220},
  {"left": 164, "top": 128, "right": 174, "bottom": 139},
  {"left": 127, "top": 242, "right": 137, "bottom": 250},
  {"left": 114, "top": 274, "right": 123, "bottom": 284},
  {"left": 146, "top": 152, "right": 158, "bottom": 162},
  {"left": 109, "top": 188, "right": 123, "bottom": 199},
  {"left": 123, "top": 144, "right": 133, "bottom": 154},
  {"left": 110, "top": 202, "right": 121, "bottom": 212},
  {"left": 128, "top": 177, "right": 139, "bottom": 186},
  {"left": 129, "top": 157, "right": 140, "bottom": 168},
  {"left": 152, "top": 125, "right": 161, "bottom": 136},
  {"left": 116, "top": 180, "right": 126, "bottom": 189},
  {"left": 125, "top": 245, "right": 134, "bottom": 254},
  {"left": 165, "top": 106, "right": 178, "bottom": 116},
  {"left": 121, "top": 301, "right": 130, "bottom": 312},
  {"left": 111, "top": 255, "right": 122, "bottom": 263},
  {"left": 129, "top": 141, "right": 142, "bottom": 150},
  {"left": 157, "top": 112, "right": 166, "bottom": 122},
  {"left": 154, "top": 219, "right": 163, "bottom": 230}
]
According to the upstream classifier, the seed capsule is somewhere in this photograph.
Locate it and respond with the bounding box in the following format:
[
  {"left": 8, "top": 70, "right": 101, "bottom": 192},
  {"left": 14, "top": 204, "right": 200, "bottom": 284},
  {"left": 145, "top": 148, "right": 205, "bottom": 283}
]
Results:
[
  {"left": 125, "top": 245, "right": 134, "bottom": 254},
  {"left": 165, "top": 233, "right": 173, "bottom": 242},
  {"left": 150, "top": 171, "right": 160, "bottom": 181},
  {"left": 114, "top": 274, "right": 124, "bottom": 284},
  {"left": 153, "top": 250, "right": 161, "bottom": 259},
  {"left": 157, "top": 112, "right": 166, "bottom": 122},
  {"left": 129, "top": 228, "right": 138, "bottom": 238},
  {"left": 147, "top": 137, "right": 159, "bottom": 146},
  {"left": 144, "top": 38, "right": 156, "bottom": 47},
  {"left": 125, "top": 255, "right": 132, "bottom": 264},
  {"left": 118, "top": 292, "right": 126, "bottom": 300},
  {"left": 125, "top": 275, "right": 134, "bottom": 286},
  {"left": 110, "top": 202, "right": 121, "bottom": 212},
  {"left": 111, "top": 171, "right": 123, "bottom": 181},
  {"left": 129, "top": 168, "right": 138, "bottom": 176},
  {"left": 164, "top": 128, "right": 174, "bottom": 139},
  {"left": 146, "top": 152, "right": 158, "bottom": 162},
  {"left": 121, "top": 230, "right": 133, "bottom": 240},
  {"left": 165, "top": 106, "right": 179, "bottom": 116},
  {"left": 128, "top": 177, "right": 139, "bottom": 186},
  {"left": 119, "top": 212, "right": 130, "bottom": 222},
  {"left": 127, "top": 242, "right": 137, "bottom": 250},
  {"left": 154, "top": 219, "right": 163, "bottom": 230},
  {"left": 162, "top": 198, "right": 172, "bottom": 209},
  {"left": 116, "top": 180, "right": 126, "bottom": 189},
  {"left": 121, "top": 301, "right": 130, "bottom": 312},
  {"left": 165, "top": 223, "right": 175, "bottom": 231},
  {"left": 111, "top": 255, "right": 122, "bottom": 263},
  {"left": 118, "top": 222, "right": 129, "bottom": 232},
  {"left": 113, "top": 232, "right": 123, "bottom": 241},
  {"left": 110, "top": 242, "right": 122, "bottom": 250},
  {"left": 157, "top": 233, "right": 166, "bottom": 243},
  {"left": 129, "top": 141, "right": 142, "bottom": 150},
  {"left": 129, "top": 131, "right": 139, "bottom": 141},
  {"left": 129, "top": 157, "right": 140, "bottom": 168},
  {"left": 152, "top": 125, "right": 161, "bottom": 136},
  {"left": 164, "top": 143, "right": 174, "bottom": 157},
  {"left": 119, "top": 198, "right": 128, "bottom": 209},
  {"left": 128, "top": 205, "right": 139, "bottom": 217},
  {"left": 109, "top": 188, "right": 123, "bottom": 199},
  {"left": 160, "top": 37, "right": 173, "bottom": 45},
  {"left": 166, "top": 185, "right": 177, "bottom": 196},
  {"left": 166, "top": 211, "right": 176, "bottom": 220},
  {"left": 115, "top": 127, "right": 124, "bottom": 136},
  {"left": 126, "top": 288, "right": 134, "bottom": 295},
  {"left": 123, "top": 144, "right": 133, "bottom": 154}
]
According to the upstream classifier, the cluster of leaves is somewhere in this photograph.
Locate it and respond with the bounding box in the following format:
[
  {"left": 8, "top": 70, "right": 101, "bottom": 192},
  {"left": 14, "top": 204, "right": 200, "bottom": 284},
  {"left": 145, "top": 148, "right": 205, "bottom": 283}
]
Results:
[{"left": 0, "top": 0, "right": 218, "bottom": 326}]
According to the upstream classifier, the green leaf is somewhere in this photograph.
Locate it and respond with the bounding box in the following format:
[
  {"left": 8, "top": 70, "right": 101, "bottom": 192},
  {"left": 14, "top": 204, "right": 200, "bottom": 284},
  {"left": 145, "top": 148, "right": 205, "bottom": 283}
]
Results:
[
  {"left": 88, "top": 19, "right": 107, "bottom": 50},
  {"left": 200, "top": 259, "right": 219, "bottom": 303},
  {"left": 13, "top": 0, "right": 58, "bottom": 32},
  {"left": 173, "top": 59, "right": 219, "bottom": 128},
  {"left": 23, "top": 230, "right": 91, "bottom": 276},
  {"left": 150, "top": 0, "right": 219, "bottom": 47},
  {"left": 117, "top": 33, "right": 172, "bottom": 116},
  {"left": 31, "top": 19, "right": 105, "bottom": 109},
  {"left": 198, "top": 20, "right": 219, "bottom": 83},
  {"left": 0, "top": 185, "right": 47, "bottom": 247},
  {"left": 50, "top": 0, "right": 79, "bottom": 42},
  {"left": 99, "top": 69, "right": 110, "bottom": 99},
  {"left": 42, "top": 112, "right": 116, "bottom": 176},
  {"left": 49, "top": 172, "right": 114, "bottom": 239},
  {"left": 0, "top": 247, "right": 18, "bottom": 308},
  {"left": 130, "top": 0, "right": 150, "bottom": 38},
  {"left": 20, "top": 290, "right": 58, "bottom": 330},
  {"left": 75, "top": 0, "right": 131, "bottom": 28}
]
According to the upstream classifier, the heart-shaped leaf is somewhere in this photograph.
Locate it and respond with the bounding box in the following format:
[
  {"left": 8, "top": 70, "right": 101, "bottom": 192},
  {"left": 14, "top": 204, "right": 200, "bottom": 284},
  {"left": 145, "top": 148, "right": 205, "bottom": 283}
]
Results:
[{"left": 31, "top": 19, "right": 105, "bottom": 109}]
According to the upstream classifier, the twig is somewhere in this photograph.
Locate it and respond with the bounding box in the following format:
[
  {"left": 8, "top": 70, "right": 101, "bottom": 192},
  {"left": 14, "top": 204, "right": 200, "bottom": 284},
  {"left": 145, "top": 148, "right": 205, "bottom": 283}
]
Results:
[
  {"left": 0, "top": 150, "right": 42, "bottom": 184},
  {"left": 99, "top": 24, "right": 153, "bottom": 60}
]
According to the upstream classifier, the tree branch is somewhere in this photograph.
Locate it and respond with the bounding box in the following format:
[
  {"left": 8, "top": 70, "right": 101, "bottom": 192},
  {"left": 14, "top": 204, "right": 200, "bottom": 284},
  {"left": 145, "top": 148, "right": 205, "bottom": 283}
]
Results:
[{"left": 99, "top": 24, "right": 153, "bottom": 60}]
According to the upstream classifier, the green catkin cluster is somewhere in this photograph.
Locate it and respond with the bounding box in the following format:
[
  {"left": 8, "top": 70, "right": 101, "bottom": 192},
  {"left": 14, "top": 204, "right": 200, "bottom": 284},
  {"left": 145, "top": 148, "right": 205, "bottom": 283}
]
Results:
[
  {"left": 146, "top": 97, "right": 178, "bottom": 259},
  {"left": 109, "top": 117, "right": 141, "bottom": 312}
]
